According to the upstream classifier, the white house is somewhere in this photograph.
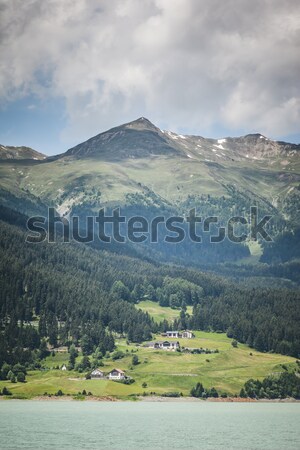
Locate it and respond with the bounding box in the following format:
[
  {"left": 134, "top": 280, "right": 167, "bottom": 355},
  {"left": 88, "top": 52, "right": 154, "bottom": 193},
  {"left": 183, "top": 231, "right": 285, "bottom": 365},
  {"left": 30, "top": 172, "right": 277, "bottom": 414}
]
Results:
[
  {"left": 163, "top": 330, "right": 195, "bottom": 339},
  {"left": 148, "top": 340, "right": 180, "bottom": 351},
  {"left": 181, "top": 330, "right": 195, "bottom": 339},
  {"left": 108, "top": 368, "right": 126, "bottom": 380},
  {"left": 91, "top": 368, "right": 104, "bottom": 379},
  {"left": 166, "top": 331, "right": 180, "bottom": 338}
]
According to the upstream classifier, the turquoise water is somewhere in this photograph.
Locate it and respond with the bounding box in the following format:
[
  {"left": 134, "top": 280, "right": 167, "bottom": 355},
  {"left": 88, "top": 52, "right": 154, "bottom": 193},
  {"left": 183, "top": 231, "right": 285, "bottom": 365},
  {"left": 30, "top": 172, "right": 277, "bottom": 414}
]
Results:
[{"left": 0, "top": 401, "right": 299, "bottom": 449}]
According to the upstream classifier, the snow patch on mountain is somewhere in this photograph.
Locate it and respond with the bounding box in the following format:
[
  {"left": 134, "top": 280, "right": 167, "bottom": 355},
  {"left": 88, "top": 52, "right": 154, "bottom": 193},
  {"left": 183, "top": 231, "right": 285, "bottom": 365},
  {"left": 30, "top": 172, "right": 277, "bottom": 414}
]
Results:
[
  {"left": 167, "top": 131, "right": 178, "bottom": 140},
  {"left": 214, "top": 144, "right": 225, "bottom": 150}
]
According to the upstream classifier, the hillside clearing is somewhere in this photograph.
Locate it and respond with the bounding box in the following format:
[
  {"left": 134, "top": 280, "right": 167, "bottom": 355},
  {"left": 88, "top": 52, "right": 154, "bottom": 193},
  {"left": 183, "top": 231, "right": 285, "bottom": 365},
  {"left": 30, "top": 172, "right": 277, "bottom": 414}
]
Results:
[
  {"left": 136, "top": 300, "right": 193, "bottom": 323},
  {"left": 1, "top": 331, "right": 296, "bottom": 399}
]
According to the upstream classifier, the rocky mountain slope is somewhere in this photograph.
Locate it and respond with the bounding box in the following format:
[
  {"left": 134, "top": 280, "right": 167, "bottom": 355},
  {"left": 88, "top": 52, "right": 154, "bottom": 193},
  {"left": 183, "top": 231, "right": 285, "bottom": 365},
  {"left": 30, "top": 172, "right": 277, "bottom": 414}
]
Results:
[
  {"left": 0, "top": 117, "right": 299, "bottom": 220},
  {"left": 63, "top": 117, "right": 181, "bottom": 160},
  {"left": 0, "top": 144, "right": 46, "bottom": 160},
  {"left": 55, "top": 117, "right": 300, "bottom": 166}
]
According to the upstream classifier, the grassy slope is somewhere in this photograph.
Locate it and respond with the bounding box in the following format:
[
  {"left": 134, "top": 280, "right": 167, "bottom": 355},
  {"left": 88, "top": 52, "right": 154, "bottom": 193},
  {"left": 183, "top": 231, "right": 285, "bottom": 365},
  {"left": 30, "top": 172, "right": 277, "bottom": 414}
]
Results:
[
  {"left": 20, "top": 157, "right": 224, "bottom": 204},
  {"left": 1, "top": 151, "right": 299, "bottom": 207},
  {"left": 137, "top": 301, "right": 193, "bottom": 323},
  {"left": 1, "top": 331, "right": 296, "bottom": 399}
]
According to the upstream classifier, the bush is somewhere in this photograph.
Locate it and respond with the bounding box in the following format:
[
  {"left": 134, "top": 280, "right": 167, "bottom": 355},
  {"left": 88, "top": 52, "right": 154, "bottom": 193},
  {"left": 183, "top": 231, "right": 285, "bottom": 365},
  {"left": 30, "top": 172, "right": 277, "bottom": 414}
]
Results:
[
  {"left": 132, "top": 355, "right": 139, "bottom": 366},
  {"left": 16, "top": 372, "right": 26, "bottom": 383},
  {"left": 231, "top": 340, "right": 238, "bottom": 348},
  {"left": 241, "top": 372, "right": 300, "bottom": 399},
  {"left": 113, "top": 378, "right": 135, "bottom": 385},
  {"left": 142, "top": 382, "right": 147, "bottom": 388},
  {"left": 112, "top": 351, "right": 125, "bottom": 361},
  {"left": 13, "top": 364, "right": 27, "bottom": 376},
  {"left": 191, "top": 382, "right": 220, "bottom": 399},
  {"left": 1, "top": 387, "right": 12, "bottom": 396},
  {"left": 1, "top": 363, "right": 11, "bottom": 380},
  {"left": 191, "top": 382, "right": 204, "bottom": 398},
  {"left": 161, "top": 392, "right": 181, "bottom": 398},
  {"left": 7, "top": 370, "right": 14, "bottom": 382},
  {"left": 240, "top": 388, "right": 247, "bottom": 398},
  {"left": 55, "top": 389, "right": 64, "bottom": 396},
  {"left": 207, "top": 387, "right": 219, "bottom": 398},
  {"left": 123, "top": 378, "right": 135, "bottom": 385}
]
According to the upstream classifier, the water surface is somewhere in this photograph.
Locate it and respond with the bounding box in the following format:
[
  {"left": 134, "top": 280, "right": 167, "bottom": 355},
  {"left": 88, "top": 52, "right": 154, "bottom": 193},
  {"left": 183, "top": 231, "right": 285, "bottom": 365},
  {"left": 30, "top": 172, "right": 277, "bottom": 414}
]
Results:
[{"left": 0, "top": 401, "right": 299, "bottom": 450}]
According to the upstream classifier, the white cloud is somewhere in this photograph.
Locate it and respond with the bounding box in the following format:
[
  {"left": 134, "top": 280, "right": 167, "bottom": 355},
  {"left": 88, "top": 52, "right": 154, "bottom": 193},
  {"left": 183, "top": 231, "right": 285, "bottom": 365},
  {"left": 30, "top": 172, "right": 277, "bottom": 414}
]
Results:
[{"left": 0, "top": 0, "right": 299, "bottom": 144}]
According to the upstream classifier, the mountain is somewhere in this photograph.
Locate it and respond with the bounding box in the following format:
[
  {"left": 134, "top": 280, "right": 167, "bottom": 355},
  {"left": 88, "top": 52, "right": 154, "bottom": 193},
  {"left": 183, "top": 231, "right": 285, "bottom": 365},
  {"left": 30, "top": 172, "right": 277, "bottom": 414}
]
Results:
[
  {"left": 60, "top": 117, "right": 300, "bottom": 165},
  {"left": 63, "top": 117, "right": 182, "bottom": 160},
  {"left": 0, "top": 119, "right": 298, "bottom": 210},
  {"left": 0, "top": 117, "right": 299, "bottom": 265},
  {"left": 0, "top": 144, "right": 46, "bottom": 160},
  {"left": 65, "top": 117, "right": 300, "bottom": 164},
  {"left": 1, "top": 117, "right": 298, "bottom": 211}
]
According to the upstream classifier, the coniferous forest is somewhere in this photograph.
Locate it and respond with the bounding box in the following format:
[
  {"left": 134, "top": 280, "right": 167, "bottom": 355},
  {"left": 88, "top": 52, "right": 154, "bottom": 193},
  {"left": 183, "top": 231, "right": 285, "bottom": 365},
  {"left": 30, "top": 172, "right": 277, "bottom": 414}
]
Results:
[{"left": 0, "top": 204, "right": 299, "bottom": 378}]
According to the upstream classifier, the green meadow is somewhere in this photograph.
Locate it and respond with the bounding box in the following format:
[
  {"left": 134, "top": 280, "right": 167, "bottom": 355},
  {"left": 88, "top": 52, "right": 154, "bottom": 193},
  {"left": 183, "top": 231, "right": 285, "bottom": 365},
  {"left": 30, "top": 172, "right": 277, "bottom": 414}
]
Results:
[
  {"left": 137, "top": 300, "right": 193, "bottom": 323},
  {"left": 1, "top": 148, "right": 298, "bottom": 208},
  {"left": 0, "top": 330, "right": 296, "bottom": 399}
]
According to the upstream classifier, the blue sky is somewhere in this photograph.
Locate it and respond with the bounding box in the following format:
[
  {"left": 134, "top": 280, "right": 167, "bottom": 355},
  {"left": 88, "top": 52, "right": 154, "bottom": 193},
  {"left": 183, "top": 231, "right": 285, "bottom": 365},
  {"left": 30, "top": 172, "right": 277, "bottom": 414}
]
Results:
[
  {"left": 0, "top": 96, "right": 67, "bottom": 155},
  {"left": 1, "top": 95, "right": 299, "bottom": 157},
  {"left": 0, "top": 1, "right": 299, "bottom": 156}
]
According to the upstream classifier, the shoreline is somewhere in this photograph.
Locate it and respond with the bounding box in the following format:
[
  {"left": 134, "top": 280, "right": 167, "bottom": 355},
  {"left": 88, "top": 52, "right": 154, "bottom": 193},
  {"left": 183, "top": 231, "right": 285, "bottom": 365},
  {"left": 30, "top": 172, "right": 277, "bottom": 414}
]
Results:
[
  {"left": 1, "top": 395, "right": 299, "bottom": 403},
  {"left": 140, "top": 396, "right": 300, "bottom": 403}
]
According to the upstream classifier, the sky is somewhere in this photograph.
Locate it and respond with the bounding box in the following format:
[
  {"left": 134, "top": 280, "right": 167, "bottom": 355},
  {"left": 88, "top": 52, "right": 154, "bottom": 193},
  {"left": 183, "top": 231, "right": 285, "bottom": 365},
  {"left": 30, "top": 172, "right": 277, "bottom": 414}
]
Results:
[{"left": 0, "top": 0, "right": 299, "bottom": 156}]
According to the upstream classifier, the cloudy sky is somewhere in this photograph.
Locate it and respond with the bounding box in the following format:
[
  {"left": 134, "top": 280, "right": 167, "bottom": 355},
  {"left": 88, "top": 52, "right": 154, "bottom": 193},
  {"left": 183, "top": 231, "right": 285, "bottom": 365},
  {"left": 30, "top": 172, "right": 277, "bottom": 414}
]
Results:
[{"left": 0, "top": 0, "right": 299, "bottom": 155}]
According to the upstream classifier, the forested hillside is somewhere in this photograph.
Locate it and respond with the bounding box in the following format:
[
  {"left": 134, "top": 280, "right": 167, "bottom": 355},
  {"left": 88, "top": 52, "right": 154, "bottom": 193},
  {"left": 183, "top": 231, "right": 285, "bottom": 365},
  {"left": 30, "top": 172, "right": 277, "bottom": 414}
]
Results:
[{"left": 0, "top": 206, "right": 299, "bottom": 373}]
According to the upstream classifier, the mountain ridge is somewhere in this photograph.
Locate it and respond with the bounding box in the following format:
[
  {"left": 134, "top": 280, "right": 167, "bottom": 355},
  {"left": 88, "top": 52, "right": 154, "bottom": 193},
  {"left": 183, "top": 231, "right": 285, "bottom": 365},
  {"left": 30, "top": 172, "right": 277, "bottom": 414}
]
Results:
[
  {"left": 0, "top": 117, "right": 299, "bottom": 227},
  {"left": 55, "top": 117, "right": 300, "bottom": 163},
  {"left": 0, "top": 144, "right": 46, "bottom": 161}
]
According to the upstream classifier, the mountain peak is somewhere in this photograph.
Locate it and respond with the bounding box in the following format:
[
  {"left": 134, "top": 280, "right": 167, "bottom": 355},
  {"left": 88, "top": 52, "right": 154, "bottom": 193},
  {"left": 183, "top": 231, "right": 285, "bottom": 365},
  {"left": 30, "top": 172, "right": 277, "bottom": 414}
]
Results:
[
  {"left": 121, "top": 117, "right": 158, "bottom": 131},
  {"left": 244, "top": 133, "right": 268, "bottom": 140},
  {"left": 64, "top": 117, "right": 180, "bottom": 160},
  {"left": 132, "top": 116, "right": 153, "bottom": 124}
]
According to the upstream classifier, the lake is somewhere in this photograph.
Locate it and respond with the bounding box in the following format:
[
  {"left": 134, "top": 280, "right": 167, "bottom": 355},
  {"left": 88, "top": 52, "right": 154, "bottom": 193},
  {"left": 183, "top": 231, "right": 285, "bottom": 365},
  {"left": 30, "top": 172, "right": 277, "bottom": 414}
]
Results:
[{"left": 0, "top": 401, "right": 299, "bottom": 449}]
